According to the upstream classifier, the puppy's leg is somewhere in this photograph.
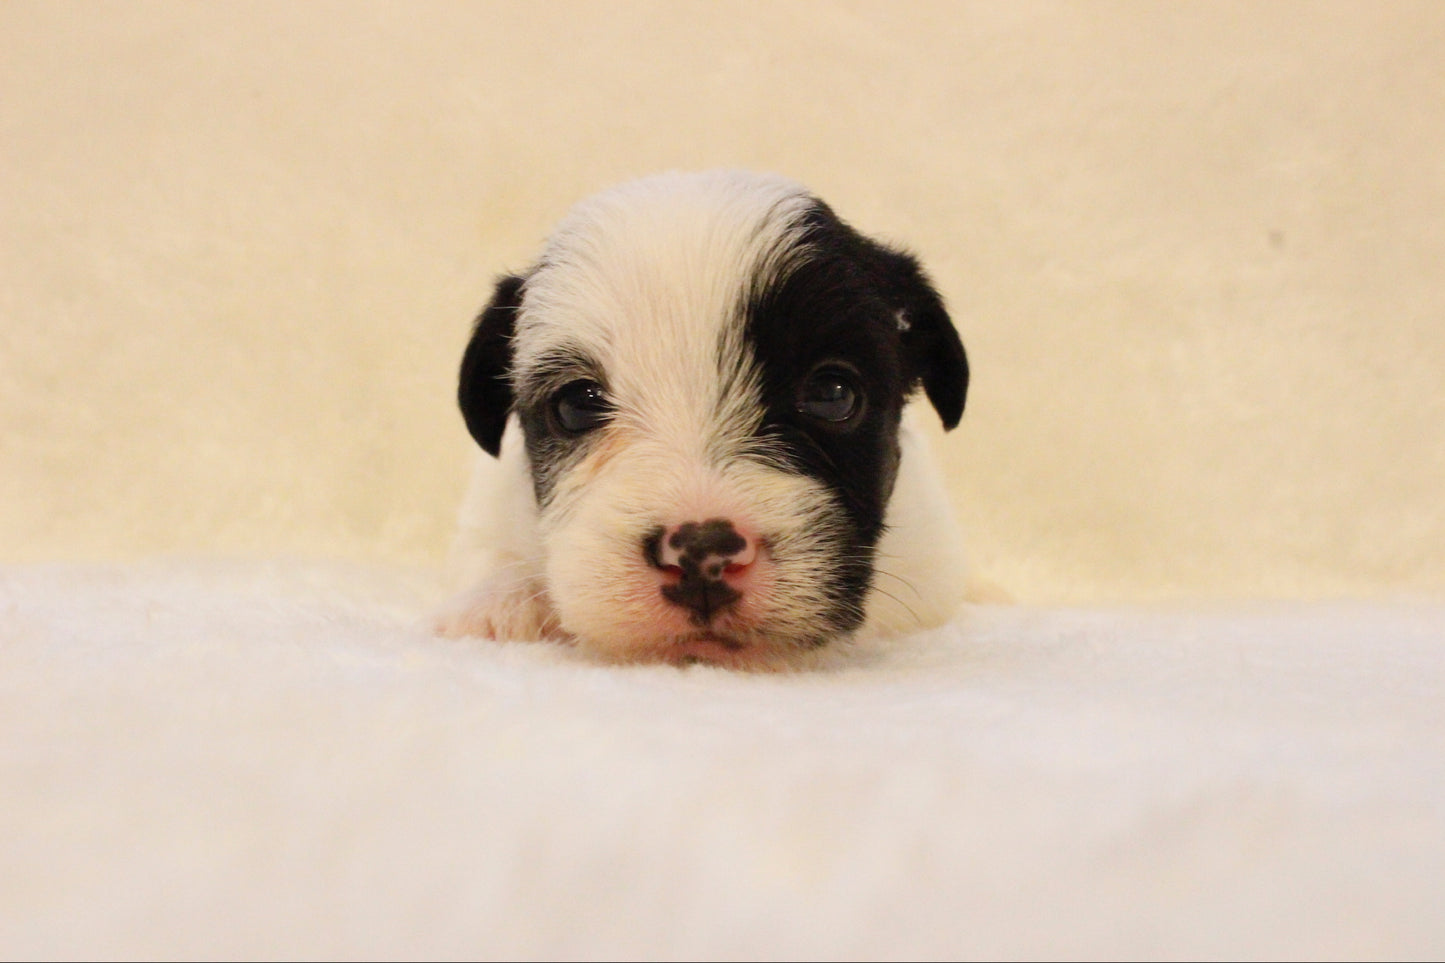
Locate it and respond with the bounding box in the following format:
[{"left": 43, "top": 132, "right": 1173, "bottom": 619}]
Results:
[
  {"left": 434, "top": 568, "right": 560, "bottom": 641},
  {"left": 435, "top": 427, "right": 562, "bottom": 641},
  {"left": 863, "top": 405, "right": 972, "bottom": 635}
]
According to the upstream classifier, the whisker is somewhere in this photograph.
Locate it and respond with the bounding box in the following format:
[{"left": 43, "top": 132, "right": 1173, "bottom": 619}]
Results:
[
  {"left": 864, "top": 583, "right": 925, "bottom": 628},
  {"left": 870, "top": 566, "right": 922, "bottom": 596}
]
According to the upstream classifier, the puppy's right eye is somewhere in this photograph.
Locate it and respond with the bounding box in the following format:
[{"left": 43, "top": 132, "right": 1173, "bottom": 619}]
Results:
[
  {"left": 550, "top": 380, "right": 612, "bottom": 435},
  {"left": 796, "top": 364, "right": 865, "bottom": 425}
]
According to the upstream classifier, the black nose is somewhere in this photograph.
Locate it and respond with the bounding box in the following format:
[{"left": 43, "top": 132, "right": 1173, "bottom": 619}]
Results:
[{"left": 644, "top": 519, "right": 754, "bottom": 623}]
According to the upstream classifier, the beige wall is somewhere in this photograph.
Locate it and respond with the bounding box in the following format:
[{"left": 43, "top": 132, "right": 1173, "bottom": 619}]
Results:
[{"left": 3, "top": 1, "right": 1442, "bottom": 602}]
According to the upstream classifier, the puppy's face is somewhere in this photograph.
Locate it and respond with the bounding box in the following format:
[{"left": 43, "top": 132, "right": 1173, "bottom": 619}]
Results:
[{"left": 459, "top": 172, "right": 966, "bottom": 667}]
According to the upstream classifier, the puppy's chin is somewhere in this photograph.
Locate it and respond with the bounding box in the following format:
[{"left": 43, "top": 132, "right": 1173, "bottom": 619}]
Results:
[
  {"left": 665, "top": 632, "right": 816, "bottom": 671},
  {"left": 596, "top": 588, "right": 842, "bottom": 665},
  {"left": 598, "top": 629, "right": 831, "bottom": 672}
]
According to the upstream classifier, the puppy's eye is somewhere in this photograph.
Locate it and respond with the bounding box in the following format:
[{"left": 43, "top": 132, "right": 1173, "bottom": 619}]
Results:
[
  {"left": 550, "top": 379, "right": 612, "bottom": 435},
  {"left": 797, "top": 365, "right": 864, "bottom": 424}
]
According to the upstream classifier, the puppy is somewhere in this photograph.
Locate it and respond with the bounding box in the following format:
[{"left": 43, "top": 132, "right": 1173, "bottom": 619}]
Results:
[{"left": 437, "top": 170, "right": 970, "bottom": 669}]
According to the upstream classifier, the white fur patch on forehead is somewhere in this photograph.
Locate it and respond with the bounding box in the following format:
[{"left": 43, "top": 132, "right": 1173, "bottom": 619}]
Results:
[{"left": 513, "top": 171, "right": 817, "bottom": 448}]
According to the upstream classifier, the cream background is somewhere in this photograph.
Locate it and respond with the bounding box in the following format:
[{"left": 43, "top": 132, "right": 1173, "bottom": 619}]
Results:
[{"left": 3, "top": 0, "right": 1443, "bottom": 603}]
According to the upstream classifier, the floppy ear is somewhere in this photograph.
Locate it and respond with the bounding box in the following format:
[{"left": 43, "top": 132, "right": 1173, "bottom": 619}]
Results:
[
  {"left": 861, "top": 247, "right": 965, "bottom": 428},
  {"left": 879, "top": 250, "right": 969, "bottom": 430},
  {"left": 898, "top": 264, "right": 969, "bottom": 430},
  {"left": 458, "top": 274, "right": 526, "bottom": 457}
]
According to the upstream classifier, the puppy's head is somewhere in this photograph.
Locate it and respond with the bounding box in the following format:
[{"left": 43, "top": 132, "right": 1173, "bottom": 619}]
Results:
[{"left": 459, "top": 171, "right": 967, "bottom": 667}]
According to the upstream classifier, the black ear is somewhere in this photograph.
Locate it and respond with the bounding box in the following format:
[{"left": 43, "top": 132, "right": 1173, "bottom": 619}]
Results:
[
  {"left": 458, "top": 274, "right": 526, "bottom": 457},
  {"left": 878, "top": 250, "right": 969, "bottom": 430}
]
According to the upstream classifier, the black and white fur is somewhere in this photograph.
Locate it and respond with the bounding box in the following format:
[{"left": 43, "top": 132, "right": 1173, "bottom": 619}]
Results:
[{"left": 438, "top": 171, "right": 970, "bottom": 669}]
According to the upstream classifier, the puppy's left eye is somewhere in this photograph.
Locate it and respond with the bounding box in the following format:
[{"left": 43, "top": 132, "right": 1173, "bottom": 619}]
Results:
[
  {"left": 550, "top": 379, "right": 612, "bottom": 435},
  {"left": 797, "top": 365, "right": 864, "bottom": 424}
]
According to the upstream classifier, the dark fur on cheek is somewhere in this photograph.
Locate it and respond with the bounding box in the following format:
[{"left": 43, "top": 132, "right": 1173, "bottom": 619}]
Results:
[
  {"left": 512, "top": 349, "right": 611, "bottom": 507},
  {"left": 514, "top": 400, "right": 593, "bottom": 507},
  {"left": 741, "top": 200, "right": 968, "bottom": 635},
  {"left": 743, "top": 204, "right": 916, "bottom": 541}
]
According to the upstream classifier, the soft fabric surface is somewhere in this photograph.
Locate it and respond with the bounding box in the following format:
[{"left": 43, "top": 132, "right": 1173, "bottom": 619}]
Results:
[{"left": 3, "top": 562, "right": 1441, "bottom": 959}]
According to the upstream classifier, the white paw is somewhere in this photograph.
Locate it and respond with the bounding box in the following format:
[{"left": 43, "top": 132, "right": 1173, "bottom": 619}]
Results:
[{"left": 433, "top": 576, "right": 562, "bottom": 642}]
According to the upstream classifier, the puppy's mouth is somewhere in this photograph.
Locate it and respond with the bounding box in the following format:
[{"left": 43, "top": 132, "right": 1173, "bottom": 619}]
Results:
[
  {"left": 671, "top": 631, "right": 748, "bottom": 664},
  {"left": 664, "top": 629, "right": 833, "bottom": 671}
]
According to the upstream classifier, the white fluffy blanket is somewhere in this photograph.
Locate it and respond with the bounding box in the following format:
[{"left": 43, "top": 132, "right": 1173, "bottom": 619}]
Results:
[{"left": 4, "top": 562, "right": 1441, "bottom": 959}]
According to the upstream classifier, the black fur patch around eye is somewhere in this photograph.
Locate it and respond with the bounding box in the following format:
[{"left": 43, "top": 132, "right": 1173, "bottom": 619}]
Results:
[
  {"left": 740, "top": 201, "right": 968, "bottom": 632},
  {"left": 514, "top": 348, "right": 611, "bottom": 507},
  {"left": 744, "top": 203, "right": 914, "bottom": 539}
]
